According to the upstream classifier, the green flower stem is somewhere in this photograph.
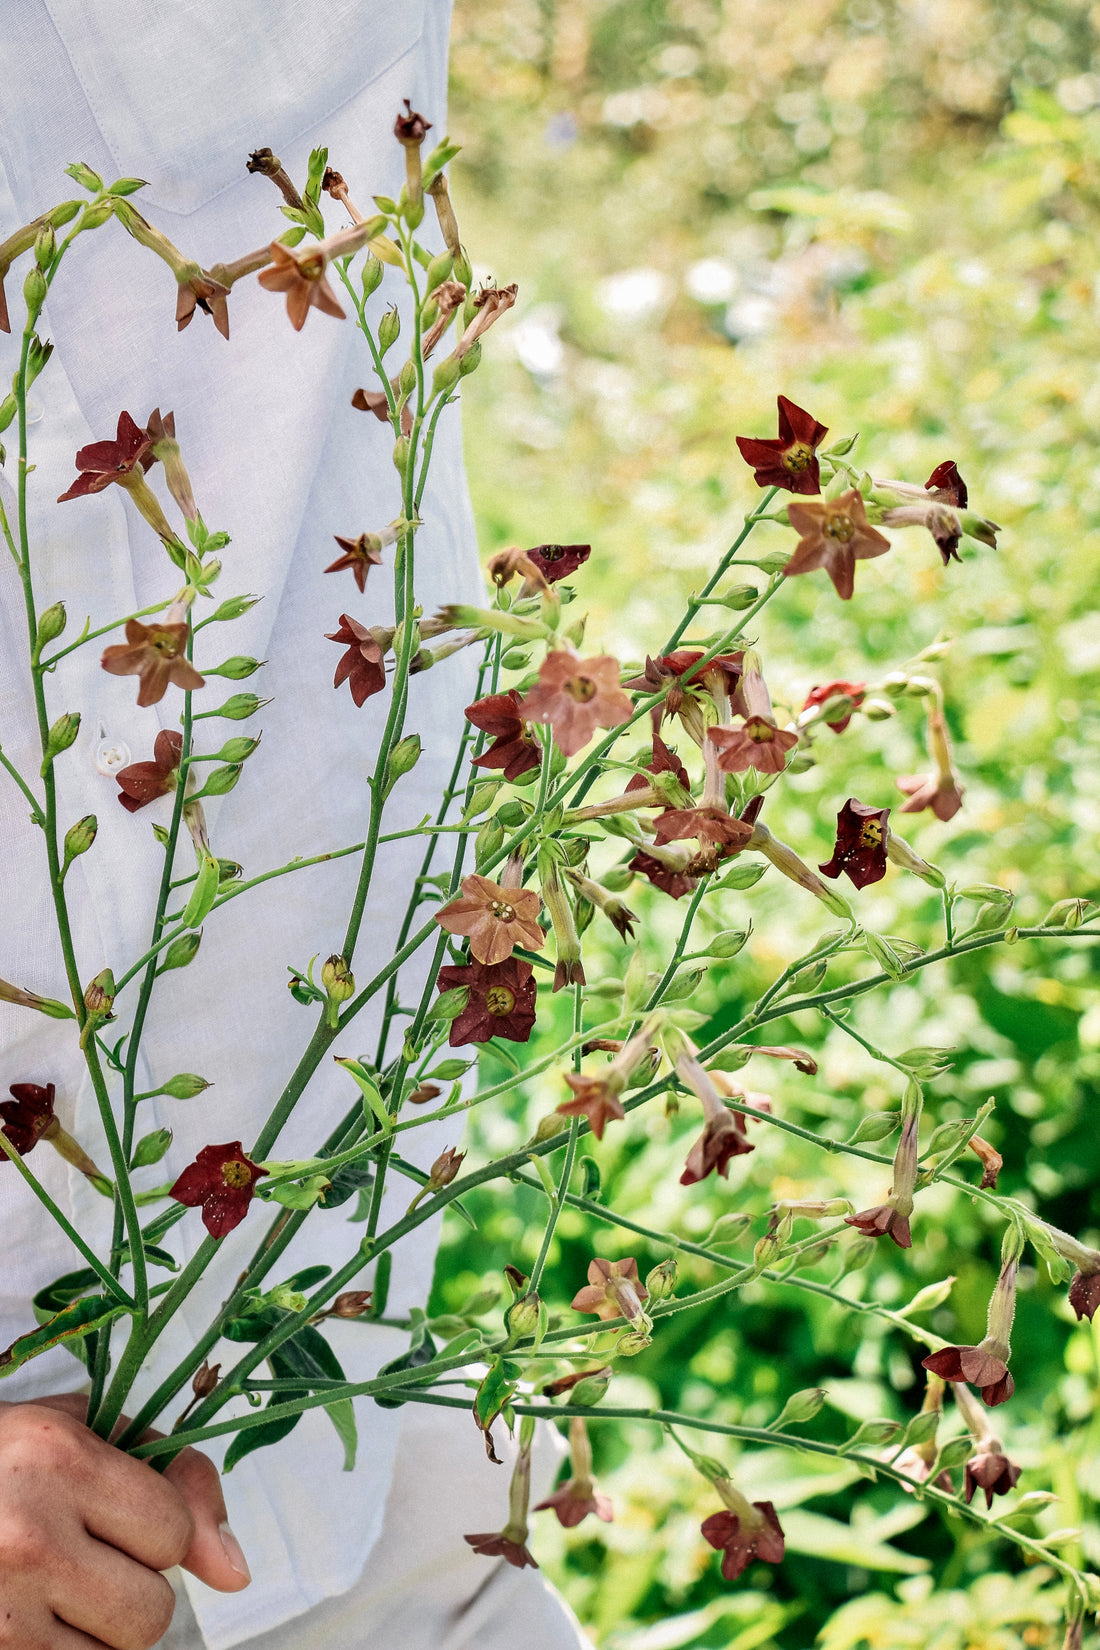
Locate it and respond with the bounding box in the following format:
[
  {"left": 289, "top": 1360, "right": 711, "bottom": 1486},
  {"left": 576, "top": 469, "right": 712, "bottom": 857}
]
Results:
[
  {"left": 0, "top": 1133, "right": 133, "bottom": 1307},
  {"left": 334, "top": 264, "right": 399, "bottom": 426},
  {"left": 819, "top": 1003, "right": 915, "bottom": 1075},
  {"left": 39, "top": 600, "right": 172, "bottom": 668},
  {"left": 659, "top": 489, "right": 780, "bottom": 655},
  {"left": 529, "top": 1118, "right": 580, "bottom": 1291},
  {"left": 643, "top": 878, "right": 708, "bottom": 1013},
  {"left": 0, "top": 745, "right": 45, "bottom": 825}
]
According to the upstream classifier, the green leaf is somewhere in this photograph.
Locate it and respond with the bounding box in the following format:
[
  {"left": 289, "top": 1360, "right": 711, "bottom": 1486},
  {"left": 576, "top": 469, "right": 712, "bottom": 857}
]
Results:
[
  {"left": 932, "top": 1434, "right": 974, "bottom": 1475},
  {"left": 222, "top": 1408, "right": 302, "bottom": 1472},
  {"left": 374, "top": 1321, "right": 438, "bottom": 1409},
  {"left": 1, "top": 1295, "right": 129, "bottom": 1375},
  {"left": 472, "top": 1353, "right": 520, "bottom": 1454},
  {"left": 319, "top": 1160, "right": 374, "bottom": 1209}
]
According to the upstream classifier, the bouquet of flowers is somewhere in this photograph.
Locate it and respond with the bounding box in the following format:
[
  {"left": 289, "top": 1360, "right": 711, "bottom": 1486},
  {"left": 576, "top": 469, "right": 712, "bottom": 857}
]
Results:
[{"left": 1, "top": 103, "right": 1097, "bottom": 1644}]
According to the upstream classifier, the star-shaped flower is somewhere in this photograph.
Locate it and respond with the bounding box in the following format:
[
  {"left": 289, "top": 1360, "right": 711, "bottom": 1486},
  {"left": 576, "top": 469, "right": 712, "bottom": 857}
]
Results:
[
  {"left": 784, "top": 489, "right": 891, "bottom": 601},
  {"left": 1, "top": 1082, "right": 59, "bottom": 1154},
  {"left": 257, "top": 240, "right": 346, "bottom": 331},
  {"left": 518, "top": 651, "right": 632, "bottom": 758},
  {"left": 555, "top": 1073, "right": 627, "bottom": 1141},
  {"left": 115, "top": 730, "right": 183, "bottom": 813},
  {"left": 169, "top": 1141, "right": 268, "bottom": 1239},
  {"left": 435, "top": 874, "right": 544, "bottom": 966},
  {"left": 921, "top": 1343, "right": 1014, "bottom": 1407},
  {"left": 327, "top": 613, "right": 387, "bottom": 706},
  {"left": 101, "top": 618, "right": 205, "bottom": 708},
  {"left": 819, "top": 798, "right": 891, "bottom": 890},
  {"left": 701, "top": 1498, "right": 785, "bottom": 1581},
  {"left": 436, "top": 957, "right": 537, "bottom": 1046},
  {"left": 801, "top": 680, "right": 866, "bottom": 733},
  {"left": 964, "top": 1445, "right": 1021, "bottom": 1509},
  {"left": 571, "top": 1257, "right": 649, "bottom": 1323},
  {"left": 325, "top": 533, "right": 384, "bottom": 594},
  {"left": 57, "top": 410, "right": 153, "bottom": 502},
  {"left": 735, "top": 396, "right": 828, "bottom": 495},
  {"left": 523, "top": 543, "right": 591, "bottom": 585},
  {"left": 708, "top": 718, "right": 798, "bottom": 775}
]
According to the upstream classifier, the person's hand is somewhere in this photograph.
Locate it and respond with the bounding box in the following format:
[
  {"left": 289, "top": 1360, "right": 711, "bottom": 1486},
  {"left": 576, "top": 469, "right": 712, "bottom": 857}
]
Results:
[{"left": 0, "top": 1392, "right": 250, "bottom": 1649}]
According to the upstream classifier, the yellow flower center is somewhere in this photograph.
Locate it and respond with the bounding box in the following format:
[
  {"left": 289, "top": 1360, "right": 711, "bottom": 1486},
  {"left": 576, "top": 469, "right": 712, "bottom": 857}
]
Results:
[
  {"left": 825, "top": 512, "right": 855, "bottom": 543},
  {"left": 783, "top": 442, "right": 813, "bottom": 474},
  {"left": 221, "top": 1159, "right": 253, "bottom": 1190},
  {"left": 149, "top": 629, "right": 181, "bottom": 656},
  {"left": 746, "top": 717, "right": 775, "bottom": 743},
  {"left": 490, "top": 899, "right": 516, "bottom": 922},
  {"left": 486, "top": 985, "right": 516, "bottom": 1015},
  {"left": 565, "top": 675, "right": 597, "bottom": 703},
  {"left": 859, "top": 819, "right": 884, "bottom": 848},
  {"left": 299, "top": 251, "right": 326, "bottom": 283}
]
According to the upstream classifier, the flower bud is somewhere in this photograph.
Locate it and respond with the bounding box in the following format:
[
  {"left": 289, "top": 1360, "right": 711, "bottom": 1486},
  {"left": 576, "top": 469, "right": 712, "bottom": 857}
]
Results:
[
  {"left": 719, "top": 583, "right": 760, "bottom": 609},
  {"left": 157, "top": 1073, "right": 212, "bottom": 1099},
  {"left": 385, "top": 733, "right": 422, "bottom": 789},
  {"left": 206, "top": 692, "right": 267, "bottom": 720},
  {"left": 130, "top": 1127, "right": 173, "bottom": 1167},
  {"left": 35, "top": 602, "right": 66, "bottom": 648},
  {"left": 430, "top": 354, "right": 462, "bottom": 398},
  {"left": 63, "top": 814, "right": 97, "bottom": 865},
  {"left": 77, "top": 200, "right": 113, "bottom": 230},
  {"left": 0, "top": 395, "right": 16, "bottom": 433},
  {"left": 645, "top": 1257, "right": 678, "bottom": 1302},
  {"left": 378, "top": 305, "right": 401, "bottom": 354},
  {"left": 207, "top": 655, "right": 263, "bottom": 679},
  {"left": 83, "top": 968, "right": 115, "bottom": 1018},
  {"left": 322, "top": 954, "right": 354, "bottom": 1004},
  {"left": 198, "top": 763, "right": 242, "bottom": 797},
  {"left": 392, "top": 434, "right": 410, "bottom": 473},
  {"left": 505, "top": 1289, "right": 543, "bottom": 1343},
  {"left": 772, "top": 1386, "right": 827, "bottom": 1428},
  {"left": 22, "top": 265, "right": 47, "bottom": 310},
  {"left": 208, "top": 593, "right": 261, "bottom": 623},
  {"left": 706, "top": 927, "right": 750, "bottom": 958},
  {"left": 753, "top": 548, "right": 792, "bottom": 575},
  {"left": 427, "top": 1145, "right": 466, "bottom": 1189},
  {"left": 41, "top": 711, "right": 80, "bottom": 771},
  {"left": 458, "top": 339, "right": 482, "bottom": 376},
  {"left": 475, "top": 817, "right": 505, "bottom": 864},
  {"left": 361, "top": 253, "right": 384, "bottom": 296},
  {"left": 332, "top": 1290, "right": 373, "bottom": 1318},
  {"left": 159, "top": 930, "right": 202, "bottom": 973},
  {"left": 565, "top": 1369, "right": 612, "bottom": 1407},
  {"left": 34, "top": 223, "right": 56, "bottom": 268},
  {"left": 861, "top": 697, "right": 896, "bottom": 721},
  {"left": 616, "top": 1328, "right": 652, "bottom": 1356},
  {"left": 847, "top": 1110, "right": 900, "bottom": 1144}
]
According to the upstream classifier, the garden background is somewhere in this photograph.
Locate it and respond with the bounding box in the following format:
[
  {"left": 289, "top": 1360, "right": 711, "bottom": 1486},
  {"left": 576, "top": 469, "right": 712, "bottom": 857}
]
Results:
[{"left": 425, "top": 1, "right": 1100, "bottom": 1645}]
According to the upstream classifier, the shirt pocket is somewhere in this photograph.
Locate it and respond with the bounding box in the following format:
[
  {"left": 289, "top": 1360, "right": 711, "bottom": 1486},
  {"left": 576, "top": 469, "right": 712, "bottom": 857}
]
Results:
[{"left": 41, "top": 0, "right": 426, "bottom": 215}]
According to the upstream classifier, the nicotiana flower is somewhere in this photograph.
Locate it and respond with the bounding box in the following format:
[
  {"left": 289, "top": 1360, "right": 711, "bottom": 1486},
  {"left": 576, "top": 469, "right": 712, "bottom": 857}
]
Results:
[
  {"left": 625, "top": 733, "right": 690, "bottom": 796},
  {"left": 257, "top": 223, "right": 369, "bottom": 331},
  {"left": 819, "top": 798, "right": 891, "bottom": 890},
  {"left": 467, "top": 690, "right": 541, "bottom": 781},
  {"left": 1069, "top": 1269, "right": 1100, "bottom": 1322},
  {"left": 436, "top": 957, "right": 537, "bottom": 1046},
  {"left": 327, "top": 613, "right": 387, "bottom": 706},
  {"left": 922, "top": 1255, "right": 1018, "bottom": 1407},
  {"left": 629, "top": 844, "right": 697, "bottom": 900},
  {"left": 624, "top": 650, "right": 747, "bottom": 739},
  {"left": 897, "top": 703, "right": 964, "bottom": 820},
  {"left": 452, "top": 283, "right": 518, "bottom": 362},
  {"left": 801, "top": 680, "right": 866, "bottom": 733},
  {"left": 964, "top": 1443, "right": 1021, "bottom": 1508},
  {"left": 534, "top": 1418, "right": 613, "bottom": 1529},
  {"left": 785, "top": 489, "right": 891, "bottom": 601},
  {"left": 701, "top": 1484, "right": 785, "bottom": 1581},
  {"left": 845, "top": 1096, "right": 919, "bottom": 1249},
  {"left": 523, "top": 543, "right": 591, "bottom": 585},
  {"left": 145, "top": 407, "right": 197, "bottom": 523},
  {"left": 518, "top": 650, "right": 632, "bottom": 758},
  {"left": 169, "top": 1141, "right": 268, "bottom": 1239},
  {"left": 325, "top": 532, "right": 385, "bottom": 594},
  {"left": 115, "top": 729, "right": 183, "bottom": 812},
  {"left": 465, "top": 1420, "right": 538, "bottom": 1570},
  {"left": 677, "top": 1052, "right": 755, "bottom": 1184},
  {"left": 735, "top": 395, "right": 828, "bottom": 496},
  {"left": 571, "top": 1257, "right": 649, "bottom": 1323},
  {"left": 555, "top": 1019, "right": 660, "bottom": 1139},
  {"left": 101, "top": 612, "right": 205, "bottom": 708},
  {"left": 57, "top": 409, "right": 177, "bottom": 543},
  {"left": 435, "top": 873, "right": 544, "bottom": 966},
  {"left": 1, "top": 1082, "right": 109, "bottom": 1187},
  {"left": 876, "top": 460, "right": 998, "bottom": 567},
  {"left": 708, "top": 717, "right": 798, "bottom": 775}
]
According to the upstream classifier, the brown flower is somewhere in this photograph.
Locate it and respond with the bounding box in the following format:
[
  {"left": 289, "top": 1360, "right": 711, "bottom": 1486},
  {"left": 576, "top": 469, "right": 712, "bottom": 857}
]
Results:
[
  {"left": 708, "top": 718, "right": 798, "bottom": 776},
  {"left": 57, "top": 410, "right": 152, "bottom": 501},
  {"left": 436, "top": 957, "right": 538, "bottom": 1046},
  {"left": 463, "top": 1531, "right": 537, "bottom": 1569},
  {"left": 653, "top": 807, "right": 752, "bottom": 853},
  {"left": 626, "top": 734, "right": 691, "bottom": 796},
  {"left": 571, "top": 1257, "right": 649, "bottom": 1322},
  {"left": 735, "top": 395, "right": 828, "bottom": 495},
  {"left": 921, "top": 1344, "right": 1014, "bottom": 1408},
  {"left": 325, "top": 533, "right": 384, "bottom": 594},
  {"left": 435, "top": 874, "right": 544, "bottom": 965},
  {"left": 896, "top": 770, "right": 964, "bottom": 821},
  {"left": 1069, "top": 1270, "right": 1100, "bottom": 1322},
  {"left": 453, "top": 284, "right": 518, "bottom": 361},
  {"left": 467, "top": 690, "right": 541, "bottom": 781},
  {"left": 701, "top": 1498, "right": 785, "bottom": 1581},
  {"left": 1, "top": 1082, "right": 60, "bottom": 1155},
  {"left": 101, "top": 617, "right": 204, "bottom": 708},
  {"left": 175, "top": 270, "right": 231, "bottom": 339},
  {"left": 534, "top": 1419, "right": 613, "bottom": 1528},
  {"left": 523, "top": 543, "right": 591, "bottom": 585},
  {"left": 681, "top": 1110, "right": 754, "bottom": 1184},
  {"left": 518, "top": 650, "right": 632, "bottom": 758},
  {"left": 845, "top": 1203, "right": 911, "bottom": 1249},
  {"left": 115, "top": 730, "right": 184, "bottom": 812},
  {"left": 964, "top": 1445, "right": 1021, "bottom": 1509},
  {"left": 785, "top": 490, "right": 891, "bottom": 601},
  {"left": 556, "top": 1074, "right": 627, "bottom": 1142},
  {"left": 327, "top": 613, "right": 387, "bottom": 706},
  {"left": 629, "top": 847, "right": 697, "bottom": 900},
  {"left": 256, "top": 224, "right": 367, "bottom": 331}
]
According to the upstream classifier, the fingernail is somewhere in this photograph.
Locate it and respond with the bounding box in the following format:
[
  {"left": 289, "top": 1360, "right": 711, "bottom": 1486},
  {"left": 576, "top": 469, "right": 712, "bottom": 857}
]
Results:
[{"left": 219, "top": 1521, "right": 252, "bottom": 1583}]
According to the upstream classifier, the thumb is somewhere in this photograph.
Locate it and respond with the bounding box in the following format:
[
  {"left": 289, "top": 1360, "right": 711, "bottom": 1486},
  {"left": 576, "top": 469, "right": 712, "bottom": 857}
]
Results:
[{"left": 163, "top": 1445, "right": 252, "bottom": 1591}]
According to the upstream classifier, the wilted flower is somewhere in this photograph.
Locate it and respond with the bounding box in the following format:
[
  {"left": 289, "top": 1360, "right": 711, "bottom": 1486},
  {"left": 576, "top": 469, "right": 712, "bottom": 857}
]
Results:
[
  {"left": 427, "top": 1146, "right": 466, "bottom": 1189},
  {"left": 801, "top": 680, "right": 866, "bottom": 733},
  {"left": 785, "top": 490, "right": 891, "bottom": 601},
  {"left": 145, "top": 408, "right": 197, "bottom": 523},
  {"left": 564, "top": 870, "right": 638, "bottom": 940},
  {"left": 467, "top": 690, "right": 541, "bottom": 781},
  {"left": 115, "top": 729, "right": 184, "bottom": 812},
  {"left": 819, "top": 798, "right": 891, "bottom": 890},
  {"left": 845, "top": 1099, "right": 920, "bottom": 1250},
  {"left": 701, "top": 1484, "right": 785, "bottom": 1581},
  {"left": 1, "top": 1082, "right": 109, "bottom": 1188},
  {"left": 677, "top": 1052, "right": 755, "bottom": 1184},
  {"left": 257, "top": 223, "right": 368, "bottom": 331},
  {"left": 572, "top": 1256, "right": 649, "bottom": 1322},
  {"left": 964, "top": 1444, "right": 1021, "bottom": 1508},
  {"left": 735, "top": 395, "right": 828, "bottom": 495},
  {"left": 453, "top": 283, "right": 518, "bottom": 362},
  {"left": 325, "top": 533, "right": 385, "bottom": 594},
  {"left": 435, "top": 873, "right": 544, "bottom": 965},
  {"left": 534, "top": 1417, "right": 613, "bottom": 1529},
  {"left": 436, "top": 957, "right": 537, "bottom": 1045},
  {"left": 327, "top": 613, "right": 387, "bottom": 706},
  {"left": 101, "top": 614, "right": 204, "bottom": 708},
  {"left": 169, "top": 1140, "right": 268, "bottom": 1239},
  {"left": 420, "top": 279, "right": 468, "bottom": 357},
  {"left": 518, "top": 650, "right": 632, "bottom": 758}
]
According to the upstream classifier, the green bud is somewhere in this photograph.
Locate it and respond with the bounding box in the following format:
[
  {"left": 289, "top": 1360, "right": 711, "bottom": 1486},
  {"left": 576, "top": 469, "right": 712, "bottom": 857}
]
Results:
[
  {"left": 35, "top": 601, "right": 66, "bottom": 648},
  {"left": 494, "top": 800, "right": 529, "bottom": 828},
  {"left": 933, "top": 1436, "right": 976, "bottom": 1475},
  {"left": 499, "top": 646, "right": 530, "bottom": 670},
  {"left": 719, "top": 583, "right": 760, "bottom": 610},
  {"left": 714, "top": 861, "right": 767, "bottom": 891},
  {"left": 398, "top": 357, "right": 418, "bottom": 398},
  {"left": 34, "top": 223, "right": 56, "bottom": 268},
  {"left": 214, "top": 735, "right": 261, "bottom": 763},
  {"left": 49, "top": 200, "right": 83, "bottom": 227},
  {"left": 107, "top": 175, "right": 148, "bottom": 196},
  {"left": 77, "top": 200, "right": 113, "bottom": 230},
  {"left": 205, "top": 655, "right": 263, "bottom": 680},
  {"left": 425, "top": 249, "right": 454, "bottom": 291},
  {"left": 430, "top": 985, "right": 470, "bottom": 1022},
  {"left": 861, "top": 697, "right": 896, "bottom": 721},
  {"left": 385, "top": 733, "right": 422, "bottom": 790},
  {"left": 645, "top": 1257, "right": 678, "bottom": 1302},
  {"left": 41, "top": 711, "right": 80, "bottom": 772},
  {"left": 863, "top": 931, "right": 908, "bottom": 981},
  {"left": 623, "top": 946, "right": 649, "bottom": 1011},
  {"left": 157, "top": 1073, "right": 212, "bottom": 1100},
  {"left": 475, "top": 817, "right": 505, "bottom": 864},
  {"left": 840, "top": 1419, "right": 902, "bottom": 1454},
  {"left": 752, "top": 548, "right": 791, "bottom": 575},
  {"left": 83, "top": 968, "right": 115, "bottom": 1019},
  {"left": 203, "top": 692, "right": 266, "bottom": 720},
  {"left": 616, "top": 1328, "right": 653, "bottom": 1357},
  {"left": 378, "top": 305, "right": 401, "bottom": 354},
  {"left": 900, "top": 1277, "right": 956, "bottom": 1316},
  {"left": 22, "top": 266, "right": 47, "bottom": 310},
  {"left": 0, "top": 394, "right": 15, "bottom": 433},
  {"left": 704, "top": 1211, "right": 753, "bottom": 1247},
  {"left": 847, "top": 1110, "right": 900, "bottom": 1144},
  {"left": 130, "top": 1128, "right": 173, "bottom": 1169},
  {"left": 197, "top": 763, "right": 242, "bottom": 797},
  {"left": 24, "top": 334, "right": 53, "bottom": 388},
  {"left": 60, "top": 815, "right": 96, "bottom": 867},
  {"left": 361, "top": 253, "right": 384, "bottom": 296},
  {"left": 208, "top": 593, "right": 261, "bottom": 623},
  {"left": 568, "top": 1371, "right": 611, "bottom": 1407},
  {"left": 458, "top": 339, "right": 482, "bottom": 376},
  {"left": 158, "top": 930, "right": 202, "bottom": 974},
  {"left": 430, "top": 356, "right": 462, "bottom": 400},
  {"left": 322, "top": 954, "right": 354, "bottom": 1002},
  {"left": 505, "top": 1289, "right": 542, "bottom": 1342},
  {"left": 392, "top": 434, "right": 410, "bottom": 474},
  {"left": 462, "top": 783, "right": 499, "bottom": 820},
  {"left": 181, "top": 853, "right": 221, "bottom": 928},
  {"left": 706, "top": 927, "right": 750, "bottom": 958},
  {"left": 771, "top": 1386, "right": 827, "bottom": 1429},
  {"left": 65, "top": 160, "right": 104, "bottom": 191},
  {"left": 844, "top": 1233, "right": 877, "bottom": 1272},
  {"left": 900, "top": 1409, "right": 940, "bottom": 1449},
  {"left": 897, "top": 1045, "right": 954, "bottom": 1078}
]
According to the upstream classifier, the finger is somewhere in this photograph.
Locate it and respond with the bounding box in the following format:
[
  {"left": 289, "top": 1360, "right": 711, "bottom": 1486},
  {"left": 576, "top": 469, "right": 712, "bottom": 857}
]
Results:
[
  {"left": 164, "top": 1447, "right": 251, "bottom": 1592},
  {"left": 53, "top": 1539, "right": 176, "bottom": 1650},
  {"left": 50, "top": 1625, "right": 114, "bottom": 1650},
  {"left": 77, "top": 1446, "right": 195, "bottom": 1573}
]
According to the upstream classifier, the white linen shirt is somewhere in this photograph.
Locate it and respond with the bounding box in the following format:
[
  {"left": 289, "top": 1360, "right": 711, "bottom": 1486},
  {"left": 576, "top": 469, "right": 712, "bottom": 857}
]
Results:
[{"left": 0, "top": 5, "right": 481, "bottom": 1645}]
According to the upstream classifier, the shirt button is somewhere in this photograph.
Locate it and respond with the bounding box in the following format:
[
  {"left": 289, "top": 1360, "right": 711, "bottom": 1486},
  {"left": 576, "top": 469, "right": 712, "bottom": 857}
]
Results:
[{"left": 93, "top": 737, "right": 132, "bottom": 775}]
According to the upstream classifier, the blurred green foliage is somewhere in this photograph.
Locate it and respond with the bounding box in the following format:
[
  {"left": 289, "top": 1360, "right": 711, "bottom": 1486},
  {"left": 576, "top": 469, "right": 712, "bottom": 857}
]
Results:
[{"left": 432, "top": 1, "right": 1100, "bottom": 1643}]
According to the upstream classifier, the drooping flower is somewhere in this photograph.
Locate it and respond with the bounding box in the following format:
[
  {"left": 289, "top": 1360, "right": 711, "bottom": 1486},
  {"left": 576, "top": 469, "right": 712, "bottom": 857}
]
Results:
[
  {"left": 420, "top": 279, "right": 468, "bottom": 358},
  {"left": 256, "top": 223, "right": 368, "bottom": 331},
  {"left": 327, "top": 613, "right": 387, "bottom": 706},
  {"left": 784, "top": 490, "right": 891, "bottom": 601},
  {"left": 629, "top": 846, "right": 697, "bottom": 900},
  {"left": 564, "top": 870, "right": 638, "bottom": 940},
  {"left": 539, "top": 857, "right": 586, "bottom": 991},
  {"left": 101, "top": 615, "right": 205, "bottom": 708},
  {"left": 467, "top": 690, "right": 541, "bottom": 782},
  {"left": 677, "top": 1052, "right": 756, "bottom": 1184},
  {"left": 518, "top": 650, "right": 632, "bottom": 758},
  {"left": 701, "top": 1488, "right": 785, "bottom": 1581},
  {"left": 145, "top": 408, "right": 198, "bottom": 523},
  {"left": 624, "top": 650, "right": 747, "bottom": 739},
  {"left": 534, "top": 1418, "right": 613, "bottom": 1528},
  {"left": 964, "top": 1444, "right": 1021, "bottom": 1508},
  {"left": 845, "top": 1203, "right": 912, "bottom": 1248},
  {"left": 523, "top": 544, "right": 591, "bottom": 585},
  {"left": 115, "top": 729, "right": 184, "bottom": 812},
  {"left": 556, "top": 1074, "right": 627, "bottom": 1141},
  {"left": 169, "top": 1141, "right": 268, "bottom": 1239},
  {"left": 436, "top": 957, "right": 537, "bottom": 1046},
  {"left": 465, "top": 1419, "right": 538, "bottom": 1569},
  {"left": 801, "top": 680, "right": 866, "bottom": 734},
  {"left": 325, "top": 533, "right": 385, "bottom": 594},
  {"left": 1068, "top": 1269, "right": 1100, "bottom": 1322},
  {"left": 845, "top": 1097, "right": 920, "bottom": 1250},
  {"left": 1, "top": 1082, "right": 60, "bottom": 1154},
  {"left": 735, "top": 395, "right": 828, "bottom": 496},
  {"left": 926, "top": 460, "right": 968, "bottom": 508},
  {"left": 819, "top": 798, "right": 890, "bottom": 890},
  {"left": 452, "top": 283, "right": 518, "bottom": 362},
  {"left": 57, "top": 409, "right": 179, "bottom": 543},
  {"left": 435, "top": 874, "right": 544, "bottom": 966},
  {"left": 463, "top": 1530, "right": 538, "bottom": 1569},
  {"left": 625, "top": 734, "right": 691, "bottom": 796},
  {"left": 653, "top": 808, "right": 753, "bottom": 853},
  {"left": 897, "top": 702, "right": 965, "bottom": 821},
  {"left": 922, "top": 1256, "right": 1018, "bottom": 1407},
  {"left": 571, "top": 1256, "right": 649, "bottom": 1323}
]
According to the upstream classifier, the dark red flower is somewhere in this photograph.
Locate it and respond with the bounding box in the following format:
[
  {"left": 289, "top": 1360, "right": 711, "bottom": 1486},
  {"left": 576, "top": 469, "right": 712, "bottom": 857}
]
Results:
[
  {"left": 964, "top": 1446, "right": 1021, "bottom": 1509},
  {"left": 523, "top": 543, "right": 591, "bottom": 584},
  {"left": 701, "top": 1501, "right": 785, "bottom": 1581},
  {"left": 629, "top": 850, "right": 697, "bottom": 900},
  {"left": 467, "top": 690, "right": 541, "bottom": 782},
  {"left": 735, "top": 396, "right": 828, "bottom": 496},
  {"left": 845, "top": 1203, "right": 911, "bottom": 1249},
  {"left": 819, "top": 798, "right": 890, "bottom": 890},
  {"left": 169, "top": 1141, "right": 268, "bottom": 1239},
  {"left": 463, "top": 1532, "right": 537, "bottom": 1569},
  {"left": 921, "top": 1344, "right": 1014, "bottom": 1407},
  {"left": 1069, "top": 1271, "right": 1100, "bottom": 1322},
  {"left": 325, "top": 533, "right": 384, "bottom": 594},
  {"left": 1, "top": 1082, "right": 57, "bottom": 1155},
  {"left": 57, "top": 411, "right": 153, "bottom": 502},
  {"left": 327, "top": 614, "right": 387, "bottom": 706},
  {"left": 626, "top": 734, "right": 691, "bottom": 795},
  {"left": 436, "top": 957, "right": 537, "bottom": 1046},
  {"left": 624, "top": 651, "right": 747, "bottom": 723},
  {"left": 115, "top": 730, "right": 183, "bottom": 813},
  {"left": 535, "top": 1480, "right": 613, "bottom": 1529},
  {"left": 101, "top": 618, "right": 205, "bottom": 708},
  {"left": 802, "top": 681, "right": 866, "bottom": 734},
  {"left": 926, "top": 460, "right": 968, "bottom": 508},
  {"left": 680, "top": 1110, "right": 754, "bottom": 1184}
]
